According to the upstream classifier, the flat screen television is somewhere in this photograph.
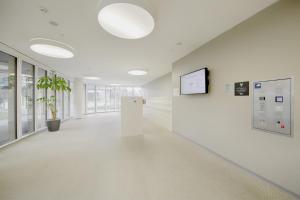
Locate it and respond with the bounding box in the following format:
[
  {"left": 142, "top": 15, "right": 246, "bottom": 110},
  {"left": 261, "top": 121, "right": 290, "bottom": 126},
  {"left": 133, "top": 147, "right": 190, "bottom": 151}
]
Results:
[{"left": 180, "top": 67, "right": 209, "bottom": 95}]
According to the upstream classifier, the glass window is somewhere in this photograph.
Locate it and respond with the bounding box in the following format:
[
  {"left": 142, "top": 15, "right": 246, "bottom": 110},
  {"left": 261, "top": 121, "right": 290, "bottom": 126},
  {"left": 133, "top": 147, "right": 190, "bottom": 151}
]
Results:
[
  {"left": 0, "top": 51, "right": 16, "bottom": 145},
  {"left": 47, "top": 72, "right": 55, "bottom": 120},
  {"left": 105, "top": 87, "right": 112, "bottom": 112},
  {"left": 86, "top": 85, "right": 96, "bottom": 114},
  {"left": 63, "top": 80, "right": 70, "bottom": 119},
  {"left": 115, "top": 87, "right": 121, "bottom": 111},
  {"left": 56, "top": 83, "right": 63, "bottom": 120},
  {"left": 85, "top": 85, "right": 143, "bottom": 114},
  {"left": 126, "top": 87, "right": 133, "bottom": 97},
  {"left": 96, "top": 86, "right": 106, "bottom": 112},
  {"left": 21, "top": 61, "right": 35, "bottom": 135},
  {"left": 36, "top": 68, "right": 46, "bottom": 129},
  {"left": 109, "top": 87, "right": 117, "bottom": 112},
  {"left": 133, "top": 87, "right": 143, "bottom": 97},
  {"left": 120, "top": 87, "right": 129, "bottom": 97},
  {"left": 69, "top": 81, "right": 74, "bottom": 118}
]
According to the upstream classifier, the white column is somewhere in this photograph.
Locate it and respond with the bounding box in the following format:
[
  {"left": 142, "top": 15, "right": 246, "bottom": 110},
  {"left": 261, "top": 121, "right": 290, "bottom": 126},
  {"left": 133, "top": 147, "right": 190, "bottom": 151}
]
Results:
[{"left": 73, "top": 78, "right": 85, "bottom": 119}]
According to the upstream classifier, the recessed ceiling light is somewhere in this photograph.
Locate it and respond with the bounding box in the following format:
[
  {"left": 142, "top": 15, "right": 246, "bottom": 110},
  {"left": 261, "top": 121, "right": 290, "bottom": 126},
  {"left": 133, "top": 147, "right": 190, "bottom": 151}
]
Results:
[
  {"left": 40, "top": 6, "right": 48, "bottom": 14},
  {"left": 110, "top": 83, "right": 121, "bottom": 86},
  {"left": 128, "top": 69, "right": 148, "bottom": 76},
  {"left": 30, "top": 38, "right": 74, "bottom": 59},
  {"left": 98, "top": 2, "right": 155, "bottom": 39},
  {"left": 84, "top": 76, "right": 101, "bottom": 80},
  {"left": 176, "top": 42, "right": 183, "bottom": 46},
  {"left": 49, "top": 20, "right": 59, "bottom": 27}
]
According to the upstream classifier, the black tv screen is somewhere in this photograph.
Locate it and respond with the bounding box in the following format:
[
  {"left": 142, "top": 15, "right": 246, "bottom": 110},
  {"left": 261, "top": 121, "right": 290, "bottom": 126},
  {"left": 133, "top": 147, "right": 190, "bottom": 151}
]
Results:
[{"left": 180, "top": 68, "right": 209, "bottom": 95}]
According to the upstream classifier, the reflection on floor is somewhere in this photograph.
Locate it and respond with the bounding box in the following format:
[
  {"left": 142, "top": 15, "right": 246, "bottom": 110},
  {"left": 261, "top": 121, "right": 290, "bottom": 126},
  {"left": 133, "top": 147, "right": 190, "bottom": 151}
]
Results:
[{"left": 0, "top": 113, "right": 296, "bottom": 200}]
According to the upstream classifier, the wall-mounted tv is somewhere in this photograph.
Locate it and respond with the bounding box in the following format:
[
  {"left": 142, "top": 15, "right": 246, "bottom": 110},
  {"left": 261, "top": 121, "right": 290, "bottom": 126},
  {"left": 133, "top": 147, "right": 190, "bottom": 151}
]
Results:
[{"left": 180, "top": 67, "right": 209, "bottom": 95}]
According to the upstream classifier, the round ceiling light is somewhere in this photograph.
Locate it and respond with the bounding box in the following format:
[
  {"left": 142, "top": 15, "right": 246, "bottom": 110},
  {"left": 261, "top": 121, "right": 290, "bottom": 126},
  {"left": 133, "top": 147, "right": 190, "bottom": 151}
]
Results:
[
  {"left": 30, "top": 38, "right": 74, "bottom": 59},
  {"left": 98, "top": 1, "right": 155, "bottom": 39},
  {"left": 128, "top": 69, "right": 148, "bottom": 76}
]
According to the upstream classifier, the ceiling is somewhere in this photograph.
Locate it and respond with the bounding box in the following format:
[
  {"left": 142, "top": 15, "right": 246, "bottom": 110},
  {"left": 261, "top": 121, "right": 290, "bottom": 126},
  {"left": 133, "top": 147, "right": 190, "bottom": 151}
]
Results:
[{"left": 0, "top": 0, "right": 277, "bottom": 86}]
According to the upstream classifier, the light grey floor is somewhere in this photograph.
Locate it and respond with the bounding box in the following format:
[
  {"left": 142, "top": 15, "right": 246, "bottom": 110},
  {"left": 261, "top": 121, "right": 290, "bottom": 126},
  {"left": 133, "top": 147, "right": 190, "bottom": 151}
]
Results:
[{"left": 0, "top": 113, "right": 296, "bottom": 200}]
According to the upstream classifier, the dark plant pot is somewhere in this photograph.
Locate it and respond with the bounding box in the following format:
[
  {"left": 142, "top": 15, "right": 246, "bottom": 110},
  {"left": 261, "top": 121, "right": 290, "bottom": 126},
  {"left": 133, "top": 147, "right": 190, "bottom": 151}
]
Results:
[{"left": 47, "top": 119, "right": 61, "bottom": 132}]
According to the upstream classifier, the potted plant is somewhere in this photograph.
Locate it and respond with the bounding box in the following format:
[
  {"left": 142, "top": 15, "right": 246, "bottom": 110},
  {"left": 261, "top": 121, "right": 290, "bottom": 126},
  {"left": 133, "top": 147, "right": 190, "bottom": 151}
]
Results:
[{"left": 36, "top": 75, "right": 71, "bottom": 132}]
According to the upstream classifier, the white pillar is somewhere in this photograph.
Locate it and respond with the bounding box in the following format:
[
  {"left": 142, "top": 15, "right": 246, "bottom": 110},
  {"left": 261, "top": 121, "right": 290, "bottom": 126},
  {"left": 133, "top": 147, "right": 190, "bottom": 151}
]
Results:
[{"left": 73, "top": 78, "right": 85, "bottom": 119}]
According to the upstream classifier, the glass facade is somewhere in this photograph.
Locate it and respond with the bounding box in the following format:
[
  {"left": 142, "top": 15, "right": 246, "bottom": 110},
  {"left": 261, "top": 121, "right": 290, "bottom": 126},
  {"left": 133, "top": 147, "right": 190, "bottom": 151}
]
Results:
[
  {"left": 0, "top": 48, "right": 72, "bottom": 147},
  {"left": 0, "top": 51, "right": 16, "bottom": 145},
  {"left": 105, "top": 87, "right": 114, "bottom": 112},
  {"left": 36, "top": 68, "right": 47, "bottom": 129},
  {"left": 56, "top": 89, "right": 63, "bottom": 119},
  {"left": 63, "top": 81, "right": 70, "bottom": 120},
  {"left": 86, "top": 85, "right": 96, "bottom": 114},
  {"left": 21, "top": 61, "right": 35, "bottom": 135},
  {"left": 69, "top": 81, "right": 74, "bottom": 118},
  {"left": 96, "top": 86, "right": 105, "bottom": 112},
  {"left": 86, "top": 85, "right": 143, "bottom": 114},
  {"left": 47, "top": 72, "right": 55, "bottom": 120}
]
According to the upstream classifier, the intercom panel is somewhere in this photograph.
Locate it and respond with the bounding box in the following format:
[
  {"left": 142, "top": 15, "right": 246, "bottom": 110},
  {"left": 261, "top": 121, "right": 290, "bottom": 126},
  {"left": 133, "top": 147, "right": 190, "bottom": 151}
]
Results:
[{"left": 253, "top": 78, "right": 292, "bottom": 136}]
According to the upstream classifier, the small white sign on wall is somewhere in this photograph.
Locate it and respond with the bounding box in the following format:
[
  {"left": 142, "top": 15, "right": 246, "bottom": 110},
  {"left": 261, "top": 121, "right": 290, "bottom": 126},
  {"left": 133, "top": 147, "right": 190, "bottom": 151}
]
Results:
[{"left": 224, "top": 83, "right": 234, "bottom": 95}]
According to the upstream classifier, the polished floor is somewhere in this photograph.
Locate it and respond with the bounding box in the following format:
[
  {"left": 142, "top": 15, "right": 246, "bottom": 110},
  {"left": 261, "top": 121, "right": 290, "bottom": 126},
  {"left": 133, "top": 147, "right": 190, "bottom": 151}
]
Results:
[{"left": 0, "top": 113, "right": 296, "bottom": 200}]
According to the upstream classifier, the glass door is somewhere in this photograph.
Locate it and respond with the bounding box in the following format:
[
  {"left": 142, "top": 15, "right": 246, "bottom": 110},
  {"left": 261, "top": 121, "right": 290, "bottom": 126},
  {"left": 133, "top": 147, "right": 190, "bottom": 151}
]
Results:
[
  {"left": 115, "top": 87, "right": 121, "bottom": 111},
  {"left": 69, "top": 81, "right": 74, "bottom": 118},
  {"left": 0, "top": 51, "right": 16, "bottom": 145},
  {"left": 56, "top": 83, "right": 63, "bottom": 120},
  {"left": 21, "top": 61, "right": 35, "bottom": 135},
  {"left": 96, "top": 86, "right": 106, "bottom": 112},
  {"left": 47, "top": 72, "right": 55, "bottom": 120},
  {"left": 85, "top": 85, "right": 143, "bottom": 114},
  {"left": 109, "top": 87, "right": 117, "bottom": 112},
  {"left": 63, "top": 80, "right": 70, "bottom": 119},
  {"left": 106, "top": 87, "right": 117, "bottom": 112},
  {"left": 36, "top": 68, "right": 46, "bottom": 129},
  {"left": 86, "top": 85, "right": 96, "bottom": 114}
]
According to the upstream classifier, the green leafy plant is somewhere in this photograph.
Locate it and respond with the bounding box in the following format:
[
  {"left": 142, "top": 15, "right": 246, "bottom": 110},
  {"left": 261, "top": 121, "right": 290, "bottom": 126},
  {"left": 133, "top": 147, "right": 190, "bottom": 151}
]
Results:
[{"left": 36, "top": 75, "right": 71, "bottom": 120}]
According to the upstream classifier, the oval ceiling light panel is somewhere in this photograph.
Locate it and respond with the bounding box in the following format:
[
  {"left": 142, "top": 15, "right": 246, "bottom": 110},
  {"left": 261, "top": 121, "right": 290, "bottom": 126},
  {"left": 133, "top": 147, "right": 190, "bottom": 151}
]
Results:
[
  {"left": 98, "top": 2, "right": 155, "bottom": 39},
  {"left": 84, "top": 76, "right": 101, "bottom": 80},
  {"left": 30, "top": 44, "right": 74, "bottom": 58},
  {"left": 30, "top": 38, "right": 74, "bottom": 59},
  {"left": 110, "top": 83, "right": 121, "bottom": 86},
  {"left": 128, "top": 69, "right": 148, "bottom": 76}
]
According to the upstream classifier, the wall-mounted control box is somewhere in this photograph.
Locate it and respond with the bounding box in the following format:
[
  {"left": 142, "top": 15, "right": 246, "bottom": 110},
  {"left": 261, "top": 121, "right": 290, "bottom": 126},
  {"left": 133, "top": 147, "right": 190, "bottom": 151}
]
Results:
[{"left": 253, "top": 78, "right": 292, "bottom": 136}]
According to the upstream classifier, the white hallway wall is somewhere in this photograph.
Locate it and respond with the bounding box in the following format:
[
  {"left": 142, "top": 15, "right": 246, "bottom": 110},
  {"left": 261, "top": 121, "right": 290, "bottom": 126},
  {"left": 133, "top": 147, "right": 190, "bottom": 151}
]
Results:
[
  {"left": 172, "top": 0, "right": 300, "bottom": 196},
  {"left": 143, "top": 73, "right": 172, "bottom": 131}
]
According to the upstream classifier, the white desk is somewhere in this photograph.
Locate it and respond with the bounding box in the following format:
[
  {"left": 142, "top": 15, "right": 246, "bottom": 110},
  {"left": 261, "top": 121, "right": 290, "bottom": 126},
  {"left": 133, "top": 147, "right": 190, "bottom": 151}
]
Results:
[{"left": 121, "top": 97, "right": 143, "bottom": 137}]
